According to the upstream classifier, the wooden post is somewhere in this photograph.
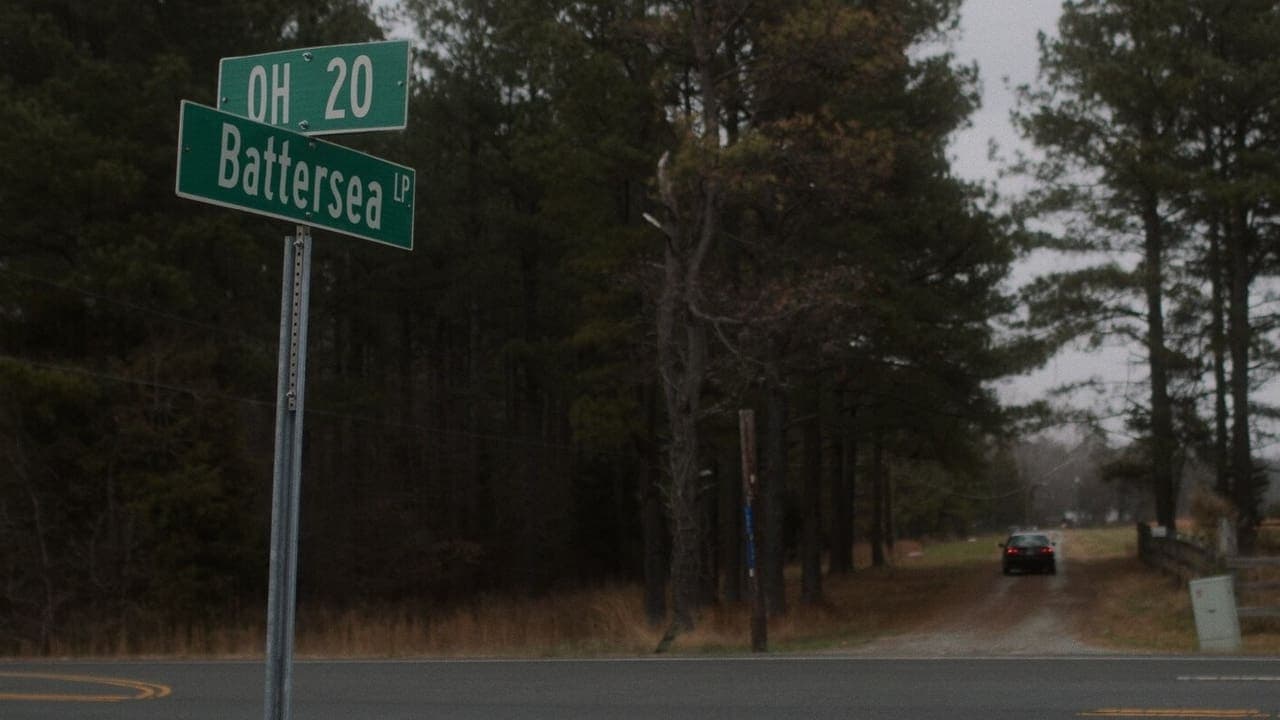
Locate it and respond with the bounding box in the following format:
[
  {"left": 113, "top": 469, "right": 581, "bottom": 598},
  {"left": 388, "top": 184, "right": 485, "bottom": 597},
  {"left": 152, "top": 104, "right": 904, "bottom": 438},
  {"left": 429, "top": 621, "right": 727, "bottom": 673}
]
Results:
[{"left": 739, "top": 410, "right": 767, "bottom": 652}]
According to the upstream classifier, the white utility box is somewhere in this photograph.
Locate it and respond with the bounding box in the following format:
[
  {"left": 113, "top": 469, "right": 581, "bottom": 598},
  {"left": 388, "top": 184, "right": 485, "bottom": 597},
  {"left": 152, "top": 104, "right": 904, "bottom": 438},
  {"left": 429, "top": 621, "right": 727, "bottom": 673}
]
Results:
[{"left": 1189, "top": 575, "right": 1241, "bottom": 653}]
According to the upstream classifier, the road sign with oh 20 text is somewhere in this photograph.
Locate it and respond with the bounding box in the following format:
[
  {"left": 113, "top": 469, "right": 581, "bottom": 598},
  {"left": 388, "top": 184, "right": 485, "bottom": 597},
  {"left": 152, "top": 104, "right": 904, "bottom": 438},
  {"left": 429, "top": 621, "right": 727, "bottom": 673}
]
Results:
[
  {"left": 217, "top": 40, "right": 409, "bottom": 135},
  {"left": 175, "top": 101, "right": 414, "bottom": 250}
]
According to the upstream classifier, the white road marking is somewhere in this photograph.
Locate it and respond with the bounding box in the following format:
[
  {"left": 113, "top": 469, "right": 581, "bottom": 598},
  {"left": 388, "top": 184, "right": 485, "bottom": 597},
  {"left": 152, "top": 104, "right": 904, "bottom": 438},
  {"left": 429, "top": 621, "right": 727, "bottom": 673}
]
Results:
[{"left": 1178, "top": 675, "right": 1280, "bottom": 682}]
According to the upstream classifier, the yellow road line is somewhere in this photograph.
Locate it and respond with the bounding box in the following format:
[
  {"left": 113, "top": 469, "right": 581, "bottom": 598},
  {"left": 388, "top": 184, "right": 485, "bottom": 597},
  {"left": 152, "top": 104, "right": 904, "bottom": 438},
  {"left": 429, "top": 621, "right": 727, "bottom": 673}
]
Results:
[
  {"left": 1080, "top": 710, "right": 1269, "bottom": 719},
  {"left": 0, "top": 672, "right": 172, "bottom": 703}
]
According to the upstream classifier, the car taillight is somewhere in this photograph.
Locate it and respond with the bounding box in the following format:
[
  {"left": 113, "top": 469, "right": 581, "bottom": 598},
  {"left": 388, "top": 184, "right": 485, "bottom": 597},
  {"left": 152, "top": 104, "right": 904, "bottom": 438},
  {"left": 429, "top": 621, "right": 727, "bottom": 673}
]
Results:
[
  {"left": 1040, "top": 547, "right": 1054, "bottom": 555},
  {"left": 1005, "top": 547, "right": 1020, "bottom": 555}
]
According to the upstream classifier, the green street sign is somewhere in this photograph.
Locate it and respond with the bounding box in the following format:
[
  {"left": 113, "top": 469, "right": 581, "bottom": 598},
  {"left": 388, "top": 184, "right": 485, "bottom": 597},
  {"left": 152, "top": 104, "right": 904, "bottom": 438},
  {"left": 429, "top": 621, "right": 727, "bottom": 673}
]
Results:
[
  {"left": 175, "top": 101, "right": 415, "bottom": 250},
  {"left": 218, "top": 40, "right": 409, "bottom": 135}
]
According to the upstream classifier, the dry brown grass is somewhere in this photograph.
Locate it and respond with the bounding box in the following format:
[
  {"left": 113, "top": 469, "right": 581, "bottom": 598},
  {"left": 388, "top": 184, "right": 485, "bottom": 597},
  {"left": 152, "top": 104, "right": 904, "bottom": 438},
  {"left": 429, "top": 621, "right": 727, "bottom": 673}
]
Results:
[
  {"left": 295, "top": 586, "right": 664, "bottom": 658},
  {"left": 665, "top": 537, "right": 1013, "bottom": 653},
  {"left": 678, "top": 564, "right": 985, "bottom": 653},
  {"left": 32, "top": 617, "right": 267, "bottom": 659},
  {"left": 37, "top": 586, "right": 663, "bottom": 659},
  {"left": 1045, "top": 525, "right": 1202, "bottom": 652},
  {"left": 147, "top": 543, "right": 973, "bottom": 658},
  {"left": 38, "top": 526, "right": 1280, "bottom": 658},
  {"left": 278, "top": 541, "right": 979, "bottom": 658},
  {"left": 286, "top": 554, "right": 982, "bottom": 657},
  {"left": 1073, "top": 555, "right": 1280, "bottom": 654},
  {"left": 1070, "top": 556, "right": 1198, "bottom": 653},
  {"left": 1067, "top": 525, "right": 1280, "bottom": 655}
]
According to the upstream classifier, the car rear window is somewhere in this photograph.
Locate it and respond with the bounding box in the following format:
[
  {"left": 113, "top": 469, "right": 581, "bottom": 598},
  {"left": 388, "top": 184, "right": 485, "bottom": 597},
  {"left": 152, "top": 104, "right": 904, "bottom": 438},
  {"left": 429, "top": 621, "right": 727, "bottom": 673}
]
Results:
[{"left": 1009, "top": 534, "right": 1050, "bottom": 548}]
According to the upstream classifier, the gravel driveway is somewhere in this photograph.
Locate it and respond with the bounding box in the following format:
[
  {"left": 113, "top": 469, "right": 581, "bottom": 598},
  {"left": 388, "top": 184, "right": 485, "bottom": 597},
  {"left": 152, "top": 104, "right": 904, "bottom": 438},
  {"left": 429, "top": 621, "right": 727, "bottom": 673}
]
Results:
[{"left": 846, "top": 532, "right": 1111, "bottom": 657}]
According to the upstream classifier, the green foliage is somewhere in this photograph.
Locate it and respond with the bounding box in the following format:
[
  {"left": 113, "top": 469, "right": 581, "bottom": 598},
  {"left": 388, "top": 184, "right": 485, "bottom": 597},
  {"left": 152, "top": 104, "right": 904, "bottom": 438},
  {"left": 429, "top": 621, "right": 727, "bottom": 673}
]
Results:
[
  {"left": 0, "top": 0, "right": 377, "bottom": 650},
  {"left": 1016, "top": 0, "right": 1280, "bottom": 534},
  {"left": 0, "top": 0, "right": 1044, "bottom": 650}
]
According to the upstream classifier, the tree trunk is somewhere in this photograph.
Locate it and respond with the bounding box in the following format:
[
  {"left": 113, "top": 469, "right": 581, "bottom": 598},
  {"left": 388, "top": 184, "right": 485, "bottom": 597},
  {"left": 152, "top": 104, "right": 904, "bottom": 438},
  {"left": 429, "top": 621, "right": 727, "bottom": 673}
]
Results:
[
  {"left": 666, "top": 409, "right": 703, "bottom": 632},
  {"left": 720, "top": 443, "right": 743, "bottom": 602},
  {"left": 800, "top": 382, "right": 823, "bottom": 604},
  {"left": 641, "top": 386, "right": 667, "bottom": 626},
  {"left": 655, "top": 235, "right": 710, "bottom": 635},
  {"left": 1141, "top": 192, "right": 1176, "bottom": 533},
  {"left": 885, "top": 464, "right": 895, "bottom": 557},
  {"left": 698, "top": 459, "right": 719, "bottom": 607},
  {"left": 1208, "top": 214, "right": 1231, "bottom": 499},
  {"left": 763, "top": 377, "right": 788, "bottom": 616},
  {"left": 642, "top": 481, "right": 668, "bottom": 626},
  {"left": 651, "top": 0, "right": 724, "bottom": 640},
  {"left": 828, "top": 393, "right": 855, "bottom": 575},
  {"left": 870, "top": 425, "right": 886, "bottom": 568},
  {"left": 650, "top": 282, "right": 707, "bottom": 644},
  {"left": 1228, "top": 204, "right": 1257, "bottom": 553}
]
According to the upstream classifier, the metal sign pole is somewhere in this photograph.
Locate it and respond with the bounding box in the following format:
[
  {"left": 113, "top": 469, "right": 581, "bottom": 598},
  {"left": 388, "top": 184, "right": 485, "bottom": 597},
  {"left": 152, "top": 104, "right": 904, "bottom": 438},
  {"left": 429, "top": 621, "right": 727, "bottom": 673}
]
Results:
[{"left": 264, "top": 225, "right": 312, "bottom": 720}]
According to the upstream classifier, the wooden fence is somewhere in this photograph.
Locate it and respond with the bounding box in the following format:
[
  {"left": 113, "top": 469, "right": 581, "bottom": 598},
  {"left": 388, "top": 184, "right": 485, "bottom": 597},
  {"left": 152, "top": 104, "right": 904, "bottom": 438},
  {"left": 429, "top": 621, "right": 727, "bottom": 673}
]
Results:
[{"left": 1137, "top": 522, "right": 1280, "bottom": 619}]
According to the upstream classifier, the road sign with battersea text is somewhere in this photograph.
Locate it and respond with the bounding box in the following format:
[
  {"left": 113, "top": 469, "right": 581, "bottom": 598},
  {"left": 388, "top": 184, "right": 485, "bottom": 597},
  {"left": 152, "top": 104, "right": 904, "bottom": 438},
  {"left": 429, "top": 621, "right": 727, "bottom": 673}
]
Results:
[{"left": 175, "top": 101, "right": 414, "bottom": 249}]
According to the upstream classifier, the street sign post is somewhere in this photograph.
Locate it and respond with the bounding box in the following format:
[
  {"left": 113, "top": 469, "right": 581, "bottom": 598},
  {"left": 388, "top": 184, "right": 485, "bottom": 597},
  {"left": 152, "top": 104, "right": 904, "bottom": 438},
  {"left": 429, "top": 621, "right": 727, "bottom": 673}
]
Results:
[
  {"left": 264, "top": 226, "right": 312, "bottom": 720},
  {"left": 175, "top": 100, "right": 415, "bottom": 250},
  {"left": 182, "top": 41, "right": 415, "bottom": 720},
  {"left": 218, "top": 40, "right": 410, "bottom": 135}
]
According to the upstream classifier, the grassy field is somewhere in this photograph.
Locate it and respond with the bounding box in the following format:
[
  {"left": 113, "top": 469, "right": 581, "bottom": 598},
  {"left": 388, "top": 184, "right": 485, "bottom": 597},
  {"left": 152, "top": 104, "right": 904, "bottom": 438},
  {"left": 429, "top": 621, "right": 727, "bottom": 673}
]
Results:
[{"left": 39, "top": 525, "right": 1280, "bottom": 658}]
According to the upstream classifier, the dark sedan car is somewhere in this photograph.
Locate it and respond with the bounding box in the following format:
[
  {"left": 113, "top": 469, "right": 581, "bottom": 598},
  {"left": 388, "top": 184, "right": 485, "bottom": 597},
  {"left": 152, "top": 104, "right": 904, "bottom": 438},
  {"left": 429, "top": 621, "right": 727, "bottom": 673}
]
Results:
[{"left": 1000, "top": 532, "right": 1056, "bottom": 575}]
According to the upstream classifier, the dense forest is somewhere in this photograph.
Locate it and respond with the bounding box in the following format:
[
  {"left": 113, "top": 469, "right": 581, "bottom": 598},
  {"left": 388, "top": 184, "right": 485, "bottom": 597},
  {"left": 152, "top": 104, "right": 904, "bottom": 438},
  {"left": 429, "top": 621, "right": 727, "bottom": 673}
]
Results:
[{"left": 1, "top": 0, "right": 1277, "bottom": 654}]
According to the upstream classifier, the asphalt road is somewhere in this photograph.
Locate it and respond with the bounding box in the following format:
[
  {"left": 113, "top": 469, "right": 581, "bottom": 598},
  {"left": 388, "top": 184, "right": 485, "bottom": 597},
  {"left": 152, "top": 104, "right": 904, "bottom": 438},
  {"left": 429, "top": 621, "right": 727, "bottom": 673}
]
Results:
[{"left": 3, "top": 656, "right": 1280, "bottom": 719}]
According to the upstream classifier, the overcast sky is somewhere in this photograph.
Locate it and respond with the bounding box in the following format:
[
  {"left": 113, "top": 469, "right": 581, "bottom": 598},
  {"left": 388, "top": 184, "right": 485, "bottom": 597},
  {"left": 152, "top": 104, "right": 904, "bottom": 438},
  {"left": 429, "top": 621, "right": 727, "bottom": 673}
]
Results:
[
  {"left": 949, "top": 1, "right": 1143, "bottom": 437},
  {"left": 948, "top": 1, "right": 1165, "bottom": 444},
  {"left": 950, "top": 0, "right": 1061, "bottom": 194}
]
